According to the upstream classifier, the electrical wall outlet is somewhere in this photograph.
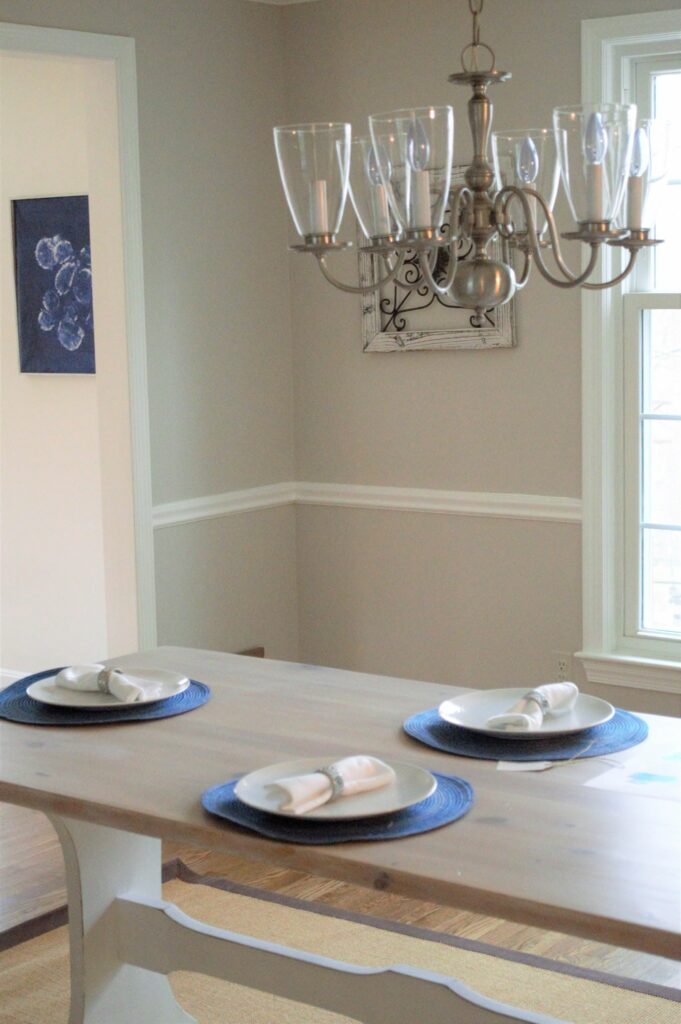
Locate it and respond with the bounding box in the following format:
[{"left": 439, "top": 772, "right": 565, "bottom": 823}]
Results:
[{"left": 554, "top": 651, "right": 573, "bottom": 682}]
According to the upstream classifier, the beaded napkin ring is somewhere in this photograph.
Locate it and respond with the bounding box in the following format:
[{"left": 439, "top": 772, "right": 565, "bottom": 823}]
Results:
[
  {"left": 524, "top": 689, "right": 551, "bottom": 714},
  {"left": 316, "top": 764, "right": 345, "bottom": 800},
  {"left": 96, "top": 668, "right": 119, "bottom": 694}
]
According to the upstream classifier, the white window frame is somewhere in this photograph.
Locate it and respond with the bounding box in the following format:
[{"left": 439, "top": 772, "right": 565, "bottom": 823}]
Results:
[
  {"left": 578, "top": 10, "right": 681, "bottom": 695},
  {"left": 623, "top": 293, "right": 681, "bottom": 654}
]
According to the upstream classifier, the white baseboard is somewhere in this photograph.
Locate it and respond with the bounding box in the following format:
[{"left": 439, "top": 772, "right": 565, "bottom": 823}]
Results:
[{"left": 153, "top": 482, "right": 582, "bottom": 529}]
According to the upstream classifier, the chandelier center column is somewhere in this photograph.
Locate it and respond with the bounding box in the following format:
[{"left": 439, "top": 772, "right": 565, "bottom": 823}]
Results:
[{"left": 465, "top": 79, "right": 496, "bottom": 257}]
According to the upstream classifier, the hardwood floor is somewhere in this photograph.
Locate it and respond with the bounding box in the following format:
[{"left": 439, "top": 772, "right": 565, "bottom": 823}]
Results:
[{"left": 1, "top": 803, "right": 678, "bottom": 987}]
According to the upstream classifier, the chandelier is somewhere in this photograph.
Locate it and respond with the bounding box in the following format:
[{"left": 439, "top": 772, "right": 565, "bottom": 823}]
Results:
[{"left": 272, "top": 0, "right": 663, "bottom": 324}]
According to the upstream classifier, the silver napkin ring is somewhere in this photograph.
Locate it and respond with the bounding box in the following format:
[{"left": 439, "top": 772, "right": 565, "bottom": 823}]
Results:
[
  {"left": 97, "top": 669, "right": 113, "bottom": 694},
  {"left": 317, "top": 765, "right": 345, "bottom": 800},
  {"left": 525, "top": 689, "right": 550, "bottom": 714}
]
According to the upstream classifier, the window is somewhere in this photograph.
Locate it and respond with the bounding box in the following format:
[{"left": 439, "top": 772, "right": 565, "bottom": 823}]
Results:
[
  {"left": 624, "top": 297, "right": 681, "bottom": 652},
  {"left": 579, "top": 11, "right": 681, "bottom": 693}
]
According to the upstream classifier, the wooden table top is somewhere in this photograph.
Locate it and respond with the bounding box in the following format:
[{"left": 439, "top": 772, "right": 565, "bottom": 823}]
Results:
[{"left": 0, "top": 647, "right": 679, "bottom": 958}]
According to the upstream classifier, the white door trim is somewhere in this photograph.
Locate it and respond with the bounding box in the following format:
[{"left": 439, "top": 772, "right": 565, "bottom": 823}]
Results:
[{"left": 0, "top": 23, "right": 157, "bottom": 647}]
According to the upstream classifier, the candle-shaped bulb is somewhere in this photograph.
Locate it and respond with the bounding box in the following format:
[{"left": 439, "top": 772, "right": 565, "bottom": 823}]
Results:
[
  {"left": 630, "top": 127, "right": 649, "bottom": 178},
  {"left": 309, "top": 180, "right": 329, "bottom": 235},
  {"left": 584, "top": 112, "right": 608, "bottom": 165},
  {"left": 516, "top": 136, "right": 539, "bottom": 184},
  {"left": 583, "top": 112, "right": 608, "bottom": 222},
  {"left": 407, "top": 117, "right": 430, "bottom": 172},
  {"left": 627, "top": 126, "right": 650, "bottom": 229},
  {"left": 366, "top": 143, "right": 391, "bottom": 186}
]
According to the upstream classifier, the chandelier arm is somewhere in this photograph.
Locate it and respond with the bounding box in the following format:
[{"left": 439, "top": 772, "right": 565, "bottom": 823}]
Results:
[
  {"left": 417, "top": 185, "right": 474, "bottom": 296},
  {"left": 496, "top": 186, "right": 602, "bottom": 288},
  {"left": 581, "top": 249, "right": 638, "bottom": 290},
  {"left": 315, "top": 251, "right": 406, "bottom": 295},
  {"left": 513, "top": 248, "right": 533, "bottom": 291},
  {"left": 418, "top": 245, "right": 458, "bottom": 296},
  {"left": 520, "top": 188, "right": 611, "bottom": 286},
  {"left": 532, "top": 240, "right": 600, "bottom": 289}
]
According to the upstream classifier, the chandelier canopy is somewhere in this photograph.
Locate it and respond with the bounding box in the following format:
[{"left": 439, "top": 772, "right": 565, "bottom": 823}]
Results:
[{"left": 273, "top": 0, "right": 663, "bottom": 323}]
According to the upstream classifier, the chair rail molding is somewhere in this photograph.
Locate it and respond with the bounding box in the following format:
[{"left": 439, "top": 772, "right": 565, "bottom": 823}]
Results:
[
  {"left": 0, "top": 23, "right": 157, "bottom": 649},
  {"left": 153, "top": 483, "right": 298, "bottom": 528},
  {"left": 152, "top": 482, "right": 582, "bottom": 528}
]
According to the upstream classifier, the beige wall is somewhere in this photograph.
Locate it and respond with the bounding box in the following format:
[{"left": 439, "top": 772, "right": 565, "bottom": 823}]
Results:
[
  {"left": 0, "top": 0, "right": 300, "bottom": 662},
  {"left": 1, "top": 1, "right": 674, "bottom": 708},
  {"left": 281, "top": 0, "right": 678, "bottom": 713},
  {"left": 0, "top": 52, "right": 138, "bottom": 671},
  {"left": 283, "top": 0, "right": 666, "bottom": 495},
  {"left": 296, "top": 505, "right": 583, "bottom": 685},
  {"left": 155, "top": 506, "right": 298, "bottom": 660}
]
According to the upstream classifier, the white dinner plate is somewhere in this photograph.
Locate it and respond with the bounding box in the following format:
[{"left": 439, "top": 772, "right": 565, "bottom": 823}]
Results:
[
  {"left": 438, "top": 688, "right": 615, "bottom": 738},
  {"left": 235, "top": 757, "right": 437, "bottom": 820},
  {"left": 26, "top": 669, "right": 190, "bottom": 709}
]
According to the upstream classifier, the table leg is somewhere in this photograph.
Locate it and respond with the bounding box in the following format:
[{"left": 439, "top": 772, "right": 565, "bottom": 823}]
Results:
[
  {"left": 49, "top": 815, "right": 196, "bottom": 1024},
  {"left": 48, "top": 814, "right": 553, "bottom": 1024}
]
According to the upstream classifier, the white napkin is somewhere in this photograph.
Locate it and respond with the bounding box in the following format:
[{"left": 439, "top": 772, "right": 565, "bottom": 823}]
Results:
[
  {"left": 486, "top": 682, "right": 579, "bottom": 732},
  {"left": 270, "top": 755, "right": 396, "bottom": 816},
  {"left": 54, "top": 664, "right": 186, "bottom": 704}
]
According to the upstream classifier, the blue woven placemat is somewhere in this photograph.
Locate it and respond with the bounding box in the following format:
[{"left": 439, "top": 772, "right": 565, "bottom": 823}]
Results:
[
  {"left": 202, "top": 772, "right": 474, "bottom": 844},
  {"left": 0, "top": 668, "right": 211, "bottom": 726},
  {"left": 403, "top": 707, "right": 648, "bottom": 761}
]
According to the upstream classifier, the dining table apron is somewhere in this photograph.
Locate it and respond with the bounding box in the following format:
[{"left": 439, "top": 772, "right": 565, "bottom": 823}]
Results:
[{"left": 0, "top": 646, "right": 678, "bottom": 1024}]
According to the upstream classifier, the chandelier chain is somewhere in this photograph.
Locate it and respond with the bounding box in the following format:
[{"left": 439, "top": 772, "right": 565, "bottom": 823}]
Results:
[
  {"left": 460, "top": 0, "right": 495, "bottom": 74},
  {"left": 470, "top": 2, "right": 481, "bottom": 48}
]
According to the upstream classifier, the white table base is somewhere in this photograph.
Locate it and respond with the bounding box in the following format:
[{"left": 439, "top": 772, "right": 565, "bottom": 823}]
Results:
[{"left": 50, "top": 814, "right": 563, "bottom": 1024}]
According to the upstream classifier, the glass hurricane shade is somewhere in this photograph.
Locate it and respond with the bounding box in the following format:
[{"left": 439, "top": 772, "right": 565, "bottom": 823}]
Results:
[
  {"left": 272, "top": 104, "right": 641, "bottom": 246},
  {"left": 346, "top": 137, "right": 400, "bottom": 241},
  {"left": 274, "top": 123, "right": 351, "bottom": 239},
  {"left": 368, "top": 106, "right": 454, "bottom": 233},
  {"left": 491, "top": 129, "right": 560, "bottom": 236},
  {"left": 553, "top": 103, "right": 636, "bottom": 224}
]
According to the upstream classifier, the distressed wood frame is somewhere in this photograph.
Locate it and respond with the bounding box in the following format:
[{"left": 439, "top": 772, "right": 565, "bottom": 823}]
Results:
[{"left": 361, "top": 167, "right": 517, "bottom": 352}]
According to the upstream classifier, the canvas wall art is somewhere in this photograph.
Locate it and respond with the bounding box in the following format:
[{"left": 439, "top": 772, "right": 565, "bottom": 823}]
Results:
[{"left": 12, "top": 195, "right": 95, "bottom": 374}]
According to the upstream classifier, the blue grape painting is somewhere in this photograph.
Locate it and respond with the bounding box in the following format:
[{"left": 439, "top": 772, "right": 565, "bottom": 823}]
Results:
[{"left": 13, "top": 196, "right": 96, "bottom": 373}]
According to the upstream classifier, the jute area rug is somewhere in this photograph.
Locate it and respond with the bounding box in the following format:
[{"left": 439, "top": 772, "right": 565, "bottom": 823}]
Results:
[{"left": 0, "top": 865, "right": 677, "bottom": 1024}]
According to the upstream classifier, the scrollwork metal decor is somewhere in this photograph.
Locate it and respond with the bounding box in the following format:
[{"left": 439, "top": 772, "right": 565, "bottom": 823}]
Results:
[{"left": 361, "top": 168, "right": 515, "bottom": 352}]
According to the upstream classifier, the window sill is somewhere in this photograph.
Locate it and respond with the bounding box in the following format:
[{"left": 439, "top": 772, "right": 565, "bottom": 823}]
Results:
[{"left": 576, "top": 651, "right": 681, "bottom": 695}]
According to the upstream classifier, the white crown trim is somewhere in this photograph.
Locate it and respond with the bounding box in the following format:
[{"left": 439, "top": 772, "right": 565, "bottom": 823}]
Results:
[{"left": 153, "top": 482, "right": 581, "bottom": 528}]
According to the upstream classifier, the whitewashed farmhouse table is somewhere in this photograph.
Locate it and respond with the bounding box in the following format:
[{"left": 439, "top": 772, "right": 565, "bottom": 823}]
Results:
[{"left": 0, "top": 646, "right": 678, "bottom": 1024}]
